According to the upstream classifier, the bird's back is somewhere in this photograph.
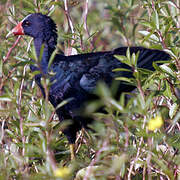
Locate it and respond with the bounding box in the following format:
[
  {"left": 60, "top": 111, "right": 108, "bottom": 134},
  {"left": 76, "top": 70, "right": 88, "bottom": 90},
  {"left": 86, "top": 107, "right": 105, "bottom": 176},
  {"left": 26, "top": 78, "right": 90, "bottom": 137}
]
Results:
[
  {"left": 48, "top": 47, "right": 169, "bottom": 111},
  {"left": 50, "top": 47, "right": 169, "bottom": 96}
]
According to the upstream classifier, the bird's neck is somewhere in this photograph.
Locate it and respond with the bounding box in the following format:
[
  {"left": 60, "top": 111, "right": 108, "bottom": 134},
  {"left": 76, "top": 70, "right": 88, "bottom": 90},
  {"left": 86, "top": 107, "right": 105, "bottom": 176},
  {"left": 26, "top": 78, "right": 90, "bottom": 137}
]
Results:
[{"left": 34, "top": 38, "right": 56, "bottom": 74}]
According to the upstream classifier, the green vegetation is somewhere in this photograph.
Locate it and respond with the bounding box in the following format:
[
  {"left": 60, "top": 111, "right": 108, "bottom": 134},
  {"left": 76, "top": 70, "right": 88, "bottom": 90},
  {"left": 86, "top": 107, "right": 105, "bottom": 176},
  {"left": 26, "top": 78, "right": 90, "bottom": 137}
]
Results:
[{"left": 0, "top": 0, "right": 179, "bottom": 179}]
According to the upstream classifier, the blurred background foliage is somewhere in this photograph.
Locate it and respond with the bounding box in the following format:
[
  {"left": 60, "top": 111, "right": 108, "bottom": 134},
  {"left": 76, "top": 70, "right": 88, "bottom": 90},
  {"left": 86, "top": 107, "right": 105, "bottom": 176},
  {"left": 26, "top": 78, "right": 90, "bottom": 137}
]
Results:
[{"left": 0, "top": 0, "right": 180, "bottom": 179}]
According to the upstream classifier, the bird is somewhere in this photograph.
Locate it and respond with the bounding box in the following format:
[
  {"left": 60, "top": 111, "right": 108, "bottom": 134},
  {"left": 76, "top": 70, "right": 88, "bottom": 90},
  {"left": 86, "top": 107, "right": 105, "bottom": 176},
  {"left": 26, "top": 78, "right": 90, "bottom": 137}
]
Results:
[{"left": 8, "top": 13, "right": 170, "bottom": 159}]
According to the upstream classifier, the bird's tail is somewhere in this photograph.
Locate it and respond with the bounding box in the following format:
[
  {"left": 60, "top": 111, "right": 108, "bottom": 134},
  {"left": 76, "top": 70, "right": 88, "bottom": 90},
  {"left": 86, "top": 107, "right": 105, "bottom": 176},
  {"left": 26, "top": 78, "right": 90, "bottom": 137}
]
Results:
[
  {"left": 112, "top": 47, "right": 170, "bottom": 94},
  {"left": 113, "top": 46, "right": 170, "bottom": 70}
]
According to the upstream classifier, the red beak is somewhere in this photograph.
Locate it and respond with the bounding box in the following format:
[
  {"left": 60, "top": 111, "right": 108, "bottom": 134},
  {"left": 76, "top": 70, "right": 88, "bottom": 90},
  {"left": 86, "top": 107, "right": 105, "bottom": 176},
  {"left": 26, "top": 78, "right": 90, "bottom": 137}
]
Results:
[
  {"left": 6, "top": 22, "right": 24, "bottom": 38},
  {"left": 12, "top": 22, "right": 24, "bottom": 35}
]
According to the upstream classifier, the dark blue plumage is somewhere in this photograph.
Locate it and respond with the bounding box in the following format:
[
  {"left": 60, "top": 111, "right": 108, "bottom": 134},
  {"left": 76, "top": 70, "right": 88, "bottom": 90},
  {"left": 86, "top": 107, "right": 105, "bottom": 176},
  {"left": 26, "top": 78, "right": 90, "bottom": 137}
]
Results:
[{"left": 12, "top": 13, "right": 170, "bottom": 144}]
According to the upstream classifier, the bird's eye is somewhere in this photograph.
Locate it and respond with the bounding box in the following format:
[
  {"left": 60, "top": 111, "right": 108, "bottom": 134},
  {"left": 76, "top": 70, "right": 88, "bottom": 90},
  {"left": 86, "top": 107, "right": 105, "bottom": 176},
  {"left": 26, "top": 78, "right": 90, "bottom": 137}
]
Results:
[{"left": 24, "top": 20, "right": 30, "bottom": 26}]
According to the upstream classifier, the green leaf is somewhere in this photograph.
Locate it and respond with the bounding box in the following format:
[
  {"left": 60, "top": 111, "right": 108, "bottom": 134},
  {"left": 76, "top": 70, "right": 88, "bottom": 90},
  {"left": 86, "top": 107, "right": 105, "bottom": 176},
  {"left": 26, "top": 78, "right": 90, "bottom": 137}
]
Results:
[
  {"left": 55, "top": 97, "right": 74, "bottom": 110},
  {"left": 169, "top": 103, "right": 178, "bottom": 119},
  {"left": 112, "top": 68, "right": 132, "bottom": 72},
  {"left": 139, "top": 30, "right": 151, "bottom": 36},
  {"left": 153, "top": 62, "right": 162, "bottom": 71},
  {"left": 12, "top": 61, "right": 33, "bottom": 68},
  {"left": 48, "top": 49, "right": 57, "bottom": 69},
  {"left": 115, "top": 77, "right": 133, "bottom": 83},
  {"left": 131, "top": 53, "right": 136, "bottom": 66},
  {"left": 0, "top": 95, "right": 12, "bottom": 102},
  {"left": 139, "top": 30, "right": 159, "bottom": 41},
  {"left": 140, "top": 21, "right": 153, "bottom": 28},
  {"left": 85, "top": 100, "right": 102, "bottom": 114},
  {"left": 172, "top": 111, "right": 180, "bottom": 126},
  {"left": 114, "top": 55, "right": 128, "bottom": 62},
  {"left": 160, "top": 64, "right": 176, "bottom": 77},
  {"left": 119, "top": 93, "right": 125, "bottom": 107},
  {"left": 108, "top": 99, "right": 123, "bottom": 111},
  {"left": 155, "top": 10, "right": 159, "bottom": 30},
  {"left": 133, "top": 70, "right": 139, "bottom": 79},
  {"left": 164, "top": 49, "right": 176, "bottom": 59},
  {"left": 31, "top": 70, "right": 41, "bottom": 76},
  {"left": 164, "top": 81, "right": 172, "bottom": 98},
  {"left": 31, "top": 45, "right": 38, "bottom": 61},
  {"left": 39, "top": 44, "right": 45, "bottom": 63},
  {"left": 14, "top": 56, "right": 30, "bottom": 62},
  {"left": 96, "top": 82, "right": 112, "bottom": 98},
  {"left": 131, "top": 51, "right": 139, "bottom": 67},
  {"left": 164, "top": 1, "right": 177, "bottom": 8},
  {"left": 126, "top": 47, "right": 130, "bottom": 60},
  {"left": 114, "top": 55, "right": 131, "bottom": 67}
]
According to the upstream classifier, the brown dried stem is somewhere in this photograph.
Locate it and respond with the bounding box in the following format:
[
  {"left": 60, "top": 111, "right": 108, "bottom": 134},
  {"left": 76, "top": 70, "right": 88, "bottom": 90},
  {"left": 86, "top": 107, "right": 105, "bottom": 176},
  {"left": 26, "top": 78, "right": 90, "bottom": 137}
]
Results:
[
  {"left": 18, "top": 65, "right": 27, "bottom": 157},
  {"left": 3, "top": 36, "right": 22, "bottom": 63},
  {"left": 82, "top": 0, "right": 94, "bottom": 50},
  {"left": 83, "top": 140, "right": 108, "bottom": 180},
  {"left": 63, "top": 0, "right": 76, "bottom": 55}
]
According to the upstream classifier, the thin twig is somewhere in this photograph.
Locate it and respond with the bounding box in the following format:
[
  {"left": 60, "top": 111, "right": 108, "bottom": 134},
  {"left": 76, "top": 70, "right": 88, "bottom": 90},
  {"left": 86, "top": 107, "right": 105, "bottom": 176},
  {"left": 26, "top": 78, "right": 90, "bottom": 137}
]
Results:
[
  {"left": 128, "top": 116, "right": 146, "bottom": 179},
  {"left": 124, "top": 125, "right": 129, "bottom": 151},
  {"left": 128, "top": 136, "right": 143, "bottom": 180},
  {"left": 46, "top": 114, "right": 58, "bottom": 169},
  {"left": 83, "top": 140, "right": 108, "bottom": 180},
  {"left": 143, "top": 165, "right": 146, "bottom": 180},
  {"left": 82, "top": 0, "right": 94, "bottom": 50},
  {"left": 63, "top": 0, "right": 77, "bottom": 55},
  {"left": 147, "top": 138, "right": 152, "bottom": 180},
  {"left": 47, "top": 147, "right": 57, "bottom": 170},
  {"left": 0, "top": 65, "right": 20, "bottom": 95},
  {"left": 157, "top": 30, "right": 167, "bottom": 49},
  {"left": 120, "top": 17, "right": 130, "bottom": 46},
  {"left": 137, "top": 79, "right": 145, "bottom": 102},
  {"left": 18, "top": 65, "right": 27, "bottom": 157},
  {"left": 3, "top": 36, "right": 22, "bottom": 63},
  {"left": 170, "top": 0, "right": 180, "bottom": 10},
  {"left": 0, "top": 119, "right": 5, "bottom": 144},
  {"left": 83, "top": 0, "right": 89, "bottom": 35}
]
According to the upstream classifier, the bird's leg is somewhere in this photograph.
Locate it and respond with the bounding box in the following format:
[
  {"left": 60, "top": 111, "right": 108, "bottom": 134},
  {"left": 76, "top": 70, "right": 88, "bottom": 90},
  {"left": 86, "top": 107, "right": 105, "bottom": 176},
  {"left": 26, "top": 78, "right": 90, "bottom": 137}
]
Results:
[{"left": 70, "top": 144, "right": 75, "bottom": 160}]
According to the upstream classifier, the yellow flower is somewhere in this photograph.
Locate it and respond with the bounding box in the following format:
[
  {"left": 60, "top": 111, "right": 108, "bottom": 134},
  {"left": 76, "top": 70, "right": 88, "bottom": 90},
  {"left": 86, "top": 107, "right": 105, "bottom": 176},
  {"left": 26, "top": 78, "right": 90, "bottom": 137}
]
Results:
[
  {"left": 54, "top": 167, "right": 71, "bottom": 178},
  {"left": 148, "top": 115, "right": 163, "bottom": 131}
]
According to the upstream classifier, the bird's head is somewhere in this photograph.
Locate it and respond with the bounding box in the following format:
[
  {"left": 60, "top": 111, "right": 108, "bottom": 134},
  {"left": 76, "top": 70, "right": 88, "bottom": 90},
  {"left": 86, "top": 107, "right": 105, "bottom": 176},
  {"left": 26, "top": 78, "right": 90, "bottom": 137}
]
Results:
[{"left": 7, "top": 13, "right": 57, "bottom": 47}]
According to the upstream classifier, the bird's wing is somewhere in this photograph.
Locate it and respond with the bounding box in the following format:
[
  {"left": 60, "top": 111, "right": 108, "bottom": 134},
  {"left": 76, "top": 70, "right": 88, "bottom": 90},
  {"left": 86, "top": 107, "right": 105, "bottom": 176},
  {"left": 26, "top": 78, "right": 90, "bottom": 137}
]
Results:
[{"left": 79, "top": 47, "right": 170, "bottom": 93}]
